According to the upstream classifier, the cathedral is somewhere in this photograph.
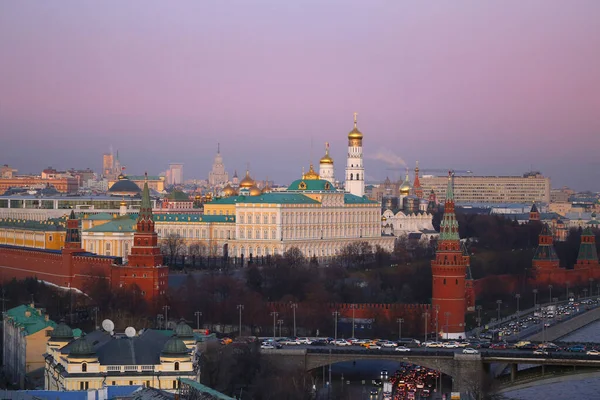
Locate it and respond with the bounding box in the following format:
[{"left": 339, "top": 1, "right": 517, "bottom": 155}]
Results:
[{"left": 379, "top": 163, "right": 438, "bottom": 239}]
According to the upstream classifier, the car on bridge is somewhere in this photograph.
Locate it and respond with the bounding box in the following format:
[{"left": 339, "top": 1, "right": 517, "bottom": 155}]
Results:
[
  {"left": 586, "top": 350, "right": 600, "bottom": 356},
  {"left": 367, "top": 343, "right": 382, "bottom": 350},
  {"left": 310, "top": 339, "right": 328, "bottom": 346},
  {"left": 280, "top": 338, "right": 301, "bottom": 345},
  {"left": 333, "top": 339, "right": 351, "bottom": 346},
  {"left": 567, "top": 344, "right": 587, "bottom": 352},
  {"left": 462, "top": 347, "right": 479, "bottom": 354},
  {"left": 297, "top": 337, "right": 313, "bottom": 344},
  {"left": 380, "top": 340, "right": 398, "bottom": 348},
  {"left": 442, "top": 341, "right": 460, "bottom": 349},
  {"left": 395, "top": 346, "right": 411, "bottom": 352},
  {"left": 533, "top": 349, "right": 549, "bottom": 355}
]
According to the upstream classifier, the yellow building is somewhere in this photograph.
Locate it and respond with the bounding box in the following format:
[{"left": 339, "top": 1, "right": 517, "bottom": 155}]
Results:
[
  {"left": 44, "top": 320, "right": 198, "bottom": 392},
  {"left": 0, "top": 217, "right": 67, "bottom": 250},
  {"left": 2, "top": 304, "right": 81, "bottom": 388}
]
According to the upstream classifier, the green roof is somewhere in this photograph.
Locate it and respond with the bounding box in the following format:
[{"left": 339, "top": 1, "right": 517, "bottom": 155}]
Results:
[
  {"left": 5, "top": 304, "right": 56, "bottom": 335},
  {"left": 154, "top": 214, "right": 235, "bottom": 223},
  {"left": 210, "top": 192, "right": 320, "bottom": 205},
  {"left": 287, "top": 179, "right": 337, "bottom": 192},
  {"left": 577, "top": 227, "right": 599, "bottom": 262},
  {"left": 343, "top": 193, "right": 378, "bottom": 204},
  {"left": 179, "top": 378, "right": 236, "bottom": 400},
  {"left": 86, "top": 216, "right": 137, "bottom": 233},
  {"left": 0, "top": 218, "right": 66, "bottom": 232},
  {"left": 128, "top": 175, "right": 162, "bottom": 181},
  {"left": 83, "top": 212, "right": 116, "bottom": 220},
  {"left": 166, "top": 190, "right": 190, "bottom": 201}
]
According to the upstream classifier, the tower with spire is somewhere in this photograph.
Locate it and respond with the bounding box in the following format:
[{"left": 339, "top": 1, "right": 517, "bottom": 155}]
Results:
[
  {"left": 319, "top": 142, "right": 335, "bottom": 184},
  {"left": 208, "top": 143, "right": 229, "bottom": 187},
  {"left": 575, "top": 227, "right": 599, "bottom": 270},
  {"left": 413, "top": 161, "right": 423, "bottom": 199},
  {"left": 64, "top": 210, "right": 82, "bottom": 250},
  {"left": 345, "top": 113, "right": 365, "bottom": 197},
  {"left": 431, "top": 172, "right": 470, "bottom": 339}
]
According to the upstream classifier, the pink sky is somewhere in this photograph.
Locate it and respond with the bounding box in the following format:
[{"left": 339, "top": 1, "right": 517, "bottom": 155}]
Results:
[{"left": 1, "top": 1, "right": 599, "bottom": 190}]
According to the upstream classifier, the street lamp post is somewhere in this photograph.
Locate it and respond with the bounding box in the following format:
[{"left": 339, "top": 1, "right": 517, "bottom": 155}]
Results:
[
  {"left": 548, "top": 285, "right": 553, "bottom": 304},
  {"left": 496, "top": 299, "right": 502, "bottom": 322},
  {"left": 396, "top": 318, "right": 404, "bottom": 341},
  {"left": 194, "top": 311, "right": 202, "bottom": 330},
  {"left": 566, "top": 281, "right": 570, "bottom": 301},
  {"left": 435, "top": 306, "right": 440, "bottom": 340},
  {"left": 163, "top": 305, "right": 170, "bottom": 328},
  {"left": 476, "top": 305, "right": 482, "bottom": 336},
  {"left": 271, "top": 311, "right": 279, "bottom": 340},
  {"left": 515, "top": 294, "right": 521, "bottom": 318},
  {"left": 157, "top": 314, "right": 164, "bottom": 329},
  {"left": 423, "top": 312, "right": 430, "bottom": 342},
  {"left": 351, "top": 304, "right": 356, "bottom": 339},
  {"left": 92, "top": 307, "right": 99, "bottom": 330},
  {"left": 533, "top": 289, "right": 538, "bottom": 307},
  {"left": 332, "top": 311, "right": 340, "bottom": 342},
  {"left": 444, "top": 312, "right": 451, "bottom": 340},
  {"left": 237, "top": 304, "right": 244, "bottom": 337},
  {"left": 590, "top": 279, "right": 594, "bottom": 299},
  {"left": 290, "top": 303, "right": 298, "bottom": 337},
  {"left": 277, "top": 319, "right": 284, "bottom": 337}
]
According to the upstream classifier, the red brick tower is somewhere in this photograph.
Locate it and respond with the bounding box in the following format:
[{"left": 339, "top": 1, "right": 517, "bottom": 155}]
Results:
[
  {"left": 532, "top": 224, "right": 560, "bottom": 271},
  {"left": 431, "top": 172, "right": 470, "bottom": 339},
  {"left": 413, "top": 161, "right": 423, "bottom": 199},
  {"left": 427, "top": 190, "right": 437, "bottom": 214},
  {"left": 529, "top": 202, "right": 540, "bottom": 222},
  {"left": 575, "top": 227, "right": 599, "bottom": 270},
  {"left": 118, "top": 174, "right": 168, "bottom": 303},
  {"left": 64, "top": 210, "right": 82, "bottom": 250}
]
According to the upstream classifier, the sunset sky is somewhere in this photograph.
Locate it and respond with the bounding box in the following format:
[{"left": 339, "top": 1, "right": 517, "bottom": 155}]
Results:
[{"left": 1, "top": 1, "right": 599, "bottom": 190}]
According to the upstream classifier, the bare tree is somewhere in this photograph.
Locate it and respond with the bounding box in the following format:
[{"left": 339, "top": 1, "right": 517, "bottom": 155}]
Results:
[
  {"left": 283, "top": 247, "right": 306, "bottom": 268},
  {"left": 160, "top": 233, "right": 186, "bottom": 265}
]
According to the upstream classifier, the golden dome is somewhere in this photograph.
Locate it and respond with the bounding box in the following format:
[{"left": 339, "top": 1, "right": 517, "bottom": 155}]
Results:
[
  {"left": 222, "top": 184, "right": 237, "bottom": 197},
  {"left": 320, "top": 142, "right": 333, "bottom": 165},
  {"left": 261, "top": 179, "right": 271, "bottom": 194},
  {"left": 302, "top": 164, "right": 320, "bottom": 180},
  {"left": 399, "top": 172, "right": 412, "bottom": 195},
  {"left": 348, "top": 112, "right": 363, "bottom": 140},
  {"left": 239, "top": 170, "right": 255, "bottom": 188},
  {"left": 249, "top": 185, "right": 262, "bottom": 196}
]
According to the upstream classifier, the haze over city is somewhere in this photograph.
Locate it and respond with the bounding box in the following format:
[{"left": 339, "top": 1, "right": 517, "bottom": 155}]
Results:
[{"left": 1, "top": 1, "right": 599, "bottom": 190}]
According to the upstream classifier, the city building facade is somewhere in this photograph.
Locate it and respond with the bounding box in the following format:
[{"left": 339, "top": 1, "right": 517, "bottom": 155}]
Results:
[
  {"left": 420, "top": 172, "right": 551, "bottom": 204},
  {"left": 207, "top": 145, "right": 229, "bottom": 187}
]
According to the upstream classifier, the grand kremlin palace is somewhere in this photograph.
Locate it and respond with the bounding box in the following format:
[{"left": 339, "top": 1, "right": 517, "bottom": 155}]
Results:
[{"left": 77, "top": 171, "right": 393, "bottom": 261}]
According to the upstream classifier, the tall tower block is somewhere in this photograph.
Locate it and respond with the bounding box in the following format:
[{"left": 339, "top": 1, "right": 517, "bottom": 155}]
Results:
[
  {"left": 345, "top": 113, "right": 365, "bottom": 197},
  {"left": 431, "top": 172, "right": 469, "bottom": 339}
]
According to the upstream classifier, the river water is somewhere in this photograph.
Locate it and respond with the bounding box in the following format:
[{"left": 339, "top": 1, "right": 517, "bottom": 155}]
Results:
[{"left": 503, "top": 320, "right": 600, "bottom": 400}]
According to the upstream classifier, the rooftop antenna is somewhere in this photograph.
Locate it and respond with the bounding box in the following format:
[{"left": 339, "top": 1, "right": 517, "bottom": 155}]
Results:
[
  {"left": 217, "top": 142, "right": 220, "bottom": 154},
  {"left": 102, "top": 319, "right": 115, "bottom": 334},
  {"left": 353, "top": 111, "right": 358, "bottom": 128},
  {"left": 125, "top": 326, "right": 136, "bottom": 338}
]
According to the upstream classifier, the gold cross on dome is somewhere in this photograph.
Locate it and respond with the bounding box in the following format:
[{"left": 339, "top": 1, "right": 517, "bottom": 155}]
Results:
[{"left": 353, "top": 112, "right": 358, "bottom": 127}]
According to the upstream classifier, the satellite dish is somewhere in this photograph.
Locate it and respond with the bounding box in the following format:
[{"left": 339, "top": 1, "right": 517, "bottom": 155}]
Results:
[
  {"left": 125, "top": 327, "right": 136, "bottom": 338},
  {"left": 102, "top": 319, "right": 115, "bottom": 333}
]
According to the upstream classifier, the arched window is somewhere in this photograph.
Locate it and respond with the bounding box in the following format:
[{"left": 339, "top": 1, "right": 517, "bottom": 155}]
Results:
[
  {"left": 357, "top": 173, "right": 360, "bottom": 180},
  {"left": 174, "top": 361, "right": 180, "bottom": 371},
  {"left": 456, "top": 279, "right": 458, "bottom": 285},
  {"left": 443, "top": 278, "right": 446, "bottom": 285},
  {"left": 350, "top": 173, "right": 353, "bottom": 180},
  {"left": 82, "top": 362, "right": 87, "bottom": 372}
]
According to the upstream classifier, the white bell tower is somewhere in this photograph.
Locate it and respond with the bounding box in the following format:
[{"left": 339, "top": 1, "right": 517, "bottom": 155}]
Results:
[{"left": 345, "top": 112, "right": 365, "bottom": 197}]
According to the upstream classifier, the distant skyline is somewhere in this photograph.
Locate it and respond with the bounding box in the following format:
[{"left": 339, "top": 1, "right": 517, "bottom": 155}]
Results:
[{"left": 1, "top": 1, "right": 599, "bottom": 191}]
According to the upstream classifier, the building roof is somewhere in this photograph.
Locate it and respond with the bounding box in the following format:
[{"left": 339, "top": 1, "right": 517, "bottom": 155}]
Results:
[
  {"left": 179, "top": 379, "right": 236, "bottom": 400},
  {"left": 287, "top": 179, "right": 337, "bottom": 192},
  {"left": 108, "top": 176, "right": 142, "bottom": 196},
  {"left": 83, "top": 212, "right": 117, "bottom": 220},
  {"left": 5, "top": 304, "right": 56, "bottom": 335},
  {"left": 343, "top": 193, "right": 378, "bottom": 204},
  {"left": 0, "top": 217, "right": 66, "bottom": 232},
  {"left": 60, "top": 329, "right": 187, "bottom": 365},
  {"left": 209, "top": 192, "right": 320, "bottom": 205},
  {"left": 85, "top": 217, "right": 137, "bottom": 233},
  {"left": 165, "top": 190, "right": 189, "bottom": 201},
  {"left": 153, "top": 214, "right": 235, "bottom": 223},
  {"left": 128, "top": 175, "right": 162, "bottom": 181},
  {"left": 577, "top": 227, "right": 599, "bottom": 262}
]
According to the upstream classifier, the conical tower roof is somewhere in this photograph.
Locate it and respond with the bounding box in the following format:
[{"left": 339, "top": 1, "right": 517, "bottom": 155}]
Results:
[
  {"left": 439, "top": 172, "right": 459, "bottom": 241},
  {"left": 138, "top": 174, "right": 153, "bottom": 222},
  {"left": 577, "top": 227, "right": 599, "bottom": 262}
]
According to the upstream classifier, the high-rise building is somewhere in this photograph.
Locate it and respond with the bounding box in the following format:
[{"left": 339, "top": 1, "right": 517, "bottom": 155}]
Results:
[
  {"left": 345, "top": 113, "right": 365, "bottom": 197},
  {"left": 420, "top": 172, "right": 551, "bottom": 204},
  {"left": 431, "top": 173, "right": 470, "bottom": 339},
  {"left": 208, "top": 144, "right": 229, "bottom": 186},
  {"left": 168, "top": 163, "right": 183, "bottom": 185},
  {"left": 102, "top": 153, "right": 114, "bottom": 177}
]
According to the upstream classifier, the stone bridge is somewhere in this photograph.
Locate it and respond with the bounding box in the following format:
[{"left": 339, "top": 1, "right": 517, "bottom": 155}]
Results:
[
  {"left": 262, "top": 349, "right": 600, "bottom": 396},
  {"left": 528, "top": 305, "right": 600, "bottom": 341}
]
